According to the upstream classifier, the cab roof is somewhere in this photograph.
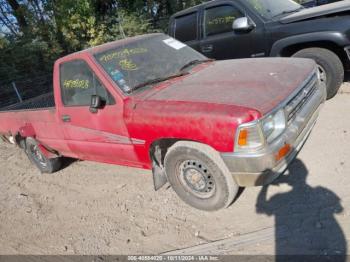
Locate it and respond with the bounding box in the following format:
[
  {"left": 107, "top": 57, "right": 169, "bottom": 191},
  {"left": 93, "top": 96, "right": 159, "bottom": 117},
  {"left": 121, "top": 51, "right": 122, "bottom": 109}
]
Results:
[{"left": 170, "top": 0, "right": 228, "bottom": 18}]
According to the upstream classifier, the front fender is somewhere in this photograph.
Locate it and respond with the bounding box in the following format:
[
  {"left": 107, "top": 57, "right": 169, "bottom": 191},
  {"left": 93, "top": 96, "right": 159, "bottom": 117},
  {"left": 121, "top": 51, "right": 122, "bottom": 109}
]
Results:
[{"left": 270, "top": 31, "right": 349, "bottom": 56}]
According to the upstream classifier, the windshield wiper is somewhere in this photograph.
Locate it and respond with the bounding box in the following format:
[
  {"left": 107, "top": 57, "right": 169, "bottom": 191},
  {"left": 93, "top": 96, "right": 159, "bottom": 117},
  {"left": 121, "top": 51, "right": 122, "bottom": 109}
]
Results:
[
  {"left": 127, "top": 59, "right": 213, "bottom": 93},
  {"left": 179, "top": 59, "right": 214, "bottom": 72},
  {"left": 128, "top": 72, "right": 190, "bottom": 93},
  {"left": 272, "top": 7, "right": 304, "bottom": 19}
]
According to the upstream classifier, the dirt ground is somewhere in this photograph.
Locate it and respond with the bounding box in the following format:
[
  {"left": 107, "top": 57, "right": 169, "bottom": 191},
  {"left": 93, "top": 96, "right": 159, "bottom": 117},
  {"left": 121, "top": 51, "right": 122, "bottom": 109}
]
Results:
[{"left": 0, "top": 82, "right": 350, "bottom": 255}]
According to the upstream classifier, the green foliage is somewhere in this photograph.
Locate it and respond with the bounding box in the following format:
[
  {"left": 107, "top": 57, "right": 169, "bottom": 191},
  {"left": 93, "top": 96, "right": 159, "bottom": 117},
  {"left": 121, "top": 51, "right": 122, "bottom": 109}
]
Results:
[
  {"left": 55, "top": 0, "right": 108, "bottom": 50},
  {"left": 115, "top": 11, "right": 157, "bottom": 38},
  {"left": 54, "top": 1, "right": 155, "bottom": 50},
  {"left": 0, "top": 36, "right": 7, "bottom": 48},
  {"left": 0, "top": 37, "right": 61, "bottom": 84},
  {"left": 0, "top": 0, "right": 208, "bottom": 84}
]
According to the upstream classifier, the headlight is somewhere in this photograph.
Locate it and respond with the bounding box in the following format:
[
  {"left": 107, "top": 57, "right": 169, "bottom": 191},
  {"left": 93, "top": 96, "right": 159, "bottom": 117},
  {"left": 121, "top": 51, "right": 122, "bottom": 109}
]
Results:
[
  {"left": 235, "top": 121, "right": 264, "bottom": 151},
  {"left": 235, "top": 109, "right": 287, "bottom": 152},
  {"left": 262, "top": 109, "right": 286, "bottom": 143}
]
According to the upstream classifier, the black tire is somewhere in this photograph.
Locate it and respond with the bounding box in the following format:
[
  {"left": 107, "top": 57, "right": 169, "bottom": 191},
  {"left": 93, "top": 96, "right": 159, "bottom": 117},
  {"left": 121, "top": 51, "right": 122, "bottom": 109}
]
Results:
[
  {"left": 293, "top": 47, "right": 344, "bottom": 99},
  {"left": 25, "top": 138, "right": 62, "bottom": 173},
  {"left": 164, "top": 141, "right": 238, "bottom": 211}
]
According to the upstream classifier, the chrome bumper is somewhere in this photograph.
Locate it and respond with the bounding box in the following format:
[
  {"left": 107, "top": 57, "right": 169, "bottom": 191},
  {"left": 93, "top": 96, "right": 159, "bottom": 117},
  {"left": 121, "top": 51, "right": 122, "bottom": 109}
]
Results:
[{"left": 221, "top": 82, "right": 327, "bottom": 187}]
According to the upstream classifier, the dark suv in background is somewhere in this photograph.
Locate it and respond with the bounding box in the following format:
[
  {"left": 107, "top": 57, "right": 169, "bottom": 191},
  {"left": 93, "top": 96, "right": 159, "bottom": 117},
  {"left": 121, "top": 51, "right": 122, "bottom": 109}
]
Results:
[{"left": 169, "top": 0, "right": 350, "bottom": 99}]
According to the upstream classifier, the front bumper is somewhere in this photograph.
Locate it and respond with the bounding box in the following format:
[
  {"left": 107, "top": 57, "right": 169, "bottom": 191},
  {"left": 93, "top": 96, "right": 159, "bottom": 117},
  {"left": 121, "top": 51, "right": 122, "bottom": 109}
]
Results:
[{"left": 221, "top": 80, "right": 327, "bottom": 187}]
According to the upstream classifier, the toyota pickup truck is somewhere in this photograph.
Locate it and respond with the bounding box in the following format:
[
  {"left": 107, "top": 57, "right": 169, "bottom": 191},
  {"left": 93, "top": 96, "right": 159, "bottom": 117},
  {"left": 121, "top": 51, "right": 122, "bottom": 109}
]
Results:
[
  {"left": 169, "top": 0, "right": 350, "bottom": 99},
  {"left": 0, "top": 33, "right": 326, "bottom": 211}
]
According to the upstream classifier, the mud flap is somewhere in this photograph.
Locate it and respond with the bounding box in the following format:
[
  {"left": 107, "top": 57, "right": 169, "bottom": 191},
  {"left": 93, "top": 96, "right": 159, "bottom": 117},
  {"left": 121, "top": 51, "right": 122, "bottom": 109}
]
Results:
[{"left": 152, "top": 160, "right": 168, "bottom": 191}]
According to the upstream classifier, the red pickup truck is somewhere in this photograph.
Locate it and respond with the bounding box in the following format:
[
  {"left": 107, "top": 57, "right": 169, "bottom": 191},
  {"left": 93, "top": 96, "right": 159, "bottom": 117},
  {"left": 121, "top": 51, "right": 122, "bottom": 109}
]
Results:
[{"left": 0, "top": 33, "right": 326, "bottom": 211}]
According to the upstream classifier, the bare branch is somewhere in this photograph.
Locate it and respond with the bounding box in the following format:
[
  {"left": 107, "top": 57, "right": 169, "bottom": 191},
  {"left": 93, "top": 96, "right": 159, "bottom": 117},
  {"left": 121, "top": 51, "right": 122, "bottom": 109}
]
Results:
[{"left": 0, "top": 2, "right": 18, "bottom": 35}]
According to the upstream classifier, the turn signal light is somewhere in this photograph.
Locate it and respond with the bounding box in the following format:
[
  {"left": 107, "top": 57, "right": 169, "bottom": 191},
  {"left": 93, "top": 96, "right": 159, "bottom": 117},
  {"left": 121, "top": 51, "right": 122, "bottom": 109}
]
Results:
[
  {"left": 238, "top": 129, "right": 248, "bottom": 146},
  {"left": 276, "top": 144, "right": 291, "bottom": 161},
  {"left": 235, "top": 122, "right": 264, "bottom": 151}
]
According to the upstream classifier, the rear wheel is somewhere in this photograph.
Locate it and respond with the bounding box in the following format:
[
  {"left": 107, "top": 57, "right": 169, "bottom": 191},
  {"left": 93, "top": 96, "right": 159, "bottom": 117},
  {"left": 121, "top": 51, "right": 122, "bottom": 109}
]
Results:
[
  {"left": 292, "top": 48, "right": 344, "bottom": 99},
  {"left": 25, "top": 138, "right": 62, "bottom": 173},
  {"left": 164, "top": 141, "right": 238, "bottom": 211}
]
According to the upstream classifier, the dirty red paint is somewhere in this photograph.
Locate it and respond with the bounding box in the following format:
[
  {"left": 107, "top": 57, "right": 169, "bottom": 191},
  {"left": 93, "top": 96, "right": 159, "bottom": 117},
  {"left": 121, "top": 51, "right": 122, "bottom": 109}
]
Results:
[{"left": 0, "top": 34, "right": 316, "bottom": 170}]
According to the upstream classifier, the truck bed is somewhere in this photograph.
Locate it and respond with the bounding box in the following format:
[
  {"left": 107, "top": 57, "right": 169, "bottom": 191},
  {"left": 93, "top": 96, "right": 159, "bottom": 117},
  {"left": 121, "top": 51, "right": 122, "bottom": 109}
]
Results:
[
  {"left": 0, "top": 93, "right": 55, "bottom": 112},
  {"left": 0, "top": 92, "right": 61, "bottom": 157}
]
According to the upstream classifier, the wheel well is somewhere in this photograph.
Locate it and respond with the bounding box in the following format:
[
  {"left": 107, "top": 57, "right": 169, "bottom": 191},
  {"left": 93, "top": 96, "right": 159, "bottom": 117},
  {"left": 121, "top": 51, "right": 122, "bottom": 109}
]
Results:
[
  {"left": 15, "top": 133, "right": 27, "bottom": 148},
  {"left": 149, "top": 139, "right": 183, "bottom": 168},
  {"left": 280, "top": 41, "right": 350, "bottom": 70},
  {"left": 149, "top": 138, "right": 188, "bottom": 191}
]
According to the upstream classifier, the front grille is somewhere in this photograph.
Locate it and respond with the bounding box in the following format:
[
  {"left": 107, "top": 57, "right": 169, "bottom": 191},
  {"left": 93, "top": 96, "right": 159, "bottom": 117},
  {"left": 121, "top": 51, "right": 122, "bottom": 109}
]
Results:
[{"left": 285, "top": 74, "right": 318, "bottom": 124}]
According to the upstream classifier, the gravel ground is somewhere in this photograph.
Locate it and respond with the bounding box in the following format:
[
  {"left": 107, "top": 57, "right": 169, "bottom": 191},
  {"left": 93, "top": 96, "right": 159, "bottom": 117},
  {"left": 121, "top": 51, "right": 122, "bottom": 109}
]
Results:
[{"left": 0, "top": 82, "right": 349, "bottom": 255}]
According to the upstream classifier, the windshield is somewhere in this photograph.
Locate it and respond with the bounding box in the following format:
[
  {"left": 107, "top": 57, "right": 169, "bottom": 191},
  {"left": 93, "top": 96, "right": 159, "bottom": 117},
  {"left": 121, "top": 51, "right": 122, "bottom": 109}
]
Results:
[
  {"left": 246, "top": 0, "right": 302, "bottom": 19},
  {"left": 94, "top": 34, "right": 207, "bottom": 93}
]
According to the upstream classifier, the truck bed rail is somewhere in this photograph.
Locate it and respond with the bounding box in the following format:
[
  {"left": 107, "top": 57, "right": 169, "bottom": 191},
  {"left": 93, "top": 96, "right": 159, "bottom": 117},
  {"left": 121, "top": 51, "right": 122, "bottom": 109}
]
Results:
[{"left": 0, "top": 93, "right": 55, "bottom": 112}]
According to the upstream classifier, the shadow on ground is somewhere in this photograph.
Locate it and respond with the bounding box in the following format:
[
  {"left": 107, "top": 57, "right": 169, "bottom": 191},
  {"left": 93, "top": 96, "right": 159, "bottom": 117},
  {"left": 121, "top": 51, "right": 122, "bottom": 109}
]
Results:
[
  {"left": 60, "top": 157, "right": 77, "bottom": 170},
  {"left": 256, "top": 159, "right": 347, "bottom": 259}
]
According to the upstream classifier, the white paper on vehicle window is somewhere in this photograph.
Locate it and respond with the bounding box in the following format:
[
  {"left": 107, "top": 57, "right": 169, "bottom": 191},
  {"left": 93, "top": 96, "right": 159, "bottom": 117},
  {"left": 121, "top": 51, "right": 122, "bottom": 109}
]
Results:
[{"left": 163, "top": 38, "right": 187, "bottom": 50}]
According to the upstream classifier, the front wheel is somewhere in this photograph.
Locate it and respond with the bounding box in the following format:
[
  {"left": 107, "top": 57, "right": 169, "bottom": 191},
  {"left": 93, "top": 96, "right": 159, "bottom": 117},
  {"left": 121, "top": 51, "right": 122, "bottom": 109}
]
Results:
[
  {"left": 25, "top": 138, "right": 62, "bottom": 173},
  {"left": 164, "top": 141, "right": 238, "bottom": 211},
  {"left": 292, "top": 48, "right": 344, "bottom": 99}
]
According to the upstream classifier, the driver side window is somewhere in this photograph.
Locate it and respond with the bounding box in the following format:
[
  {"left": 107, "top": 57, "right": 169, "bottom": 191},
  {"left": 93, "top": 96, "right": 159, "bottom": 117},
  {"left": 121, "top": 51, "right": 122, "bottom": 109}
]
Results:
[
  {"left": 60, "top": 60, "right": 115, "bottom": 106},
  {"left": 204, "top": 5, "right": 244, "bottom": 37}
]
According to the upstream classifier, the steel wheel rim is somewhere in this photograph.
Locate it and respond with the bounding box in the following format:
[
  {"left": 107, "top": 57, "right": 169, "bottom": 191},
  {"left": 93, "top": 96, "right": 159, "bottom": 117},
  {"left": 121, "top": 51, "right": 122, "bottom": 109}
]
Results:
[
  {"left": 178, "top": 160, "right": 216, "bottom": 198},
  {"left": 317, "top": 64, "right": 327, "bottom": 84}
]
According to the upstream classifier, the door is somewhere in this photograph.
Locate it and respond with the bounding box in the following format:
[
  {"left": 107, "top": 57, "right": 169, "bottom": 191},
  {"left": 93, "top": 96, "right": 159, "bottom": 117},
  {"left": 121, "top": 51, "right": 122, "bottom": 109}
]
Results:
[
  {"left": 200, "top": 3, "right": 266, "bottom": 60},
  {"left": 58, "top": 59, "right": 139, "bottom": 165},
  {"left": 172, "top": 11, "right": 201, "bottom": 52}
]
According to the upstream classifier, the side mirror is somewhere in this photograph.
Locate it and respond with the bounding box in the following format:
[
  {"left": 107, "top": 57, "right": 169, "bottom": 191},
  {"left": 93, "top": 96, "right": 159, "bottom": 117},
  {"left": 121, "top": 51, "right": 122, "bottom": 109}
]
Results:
[
  {"left": 90, "top": 95, "right": 103, "bottom": 113},
  {"left": 232, "top": 17, "right": 255, "bottom": 32}
]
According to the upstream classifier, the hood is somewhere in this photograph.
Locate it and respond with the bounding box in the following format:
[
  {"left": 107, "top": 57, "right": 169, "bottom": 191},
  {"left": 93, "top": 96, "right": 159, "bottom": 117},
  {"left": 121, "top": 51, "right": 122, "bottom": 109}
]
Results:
[
  {"left": 280, "top": 1, "right": 350, "bottom": 24},
  {"left": 144, "top": 58, "right": 316, "bottom": 115}
]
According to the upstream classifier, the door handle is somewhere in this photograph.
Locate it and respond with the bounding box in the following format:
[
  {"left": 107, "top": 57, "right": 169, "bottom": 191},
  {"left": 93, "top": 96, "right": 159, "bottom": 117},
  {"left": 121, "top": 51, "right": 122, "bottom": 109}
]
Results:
[
  {"left": 61, "top": 115, "right": 71, "bottom": 122},
  {"left": 201, "top": 44, "right": 213, "bottom": 53}
]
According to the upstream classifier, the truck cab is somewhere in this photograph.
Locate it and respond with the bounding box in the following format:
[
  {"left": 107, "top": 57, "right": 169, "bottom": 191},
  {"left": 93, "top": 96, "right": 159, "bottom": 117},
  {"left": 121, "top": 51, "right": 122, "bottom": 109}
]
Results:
[{"left": 169, "top": 0, "right": 268, "bottom": 60}]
